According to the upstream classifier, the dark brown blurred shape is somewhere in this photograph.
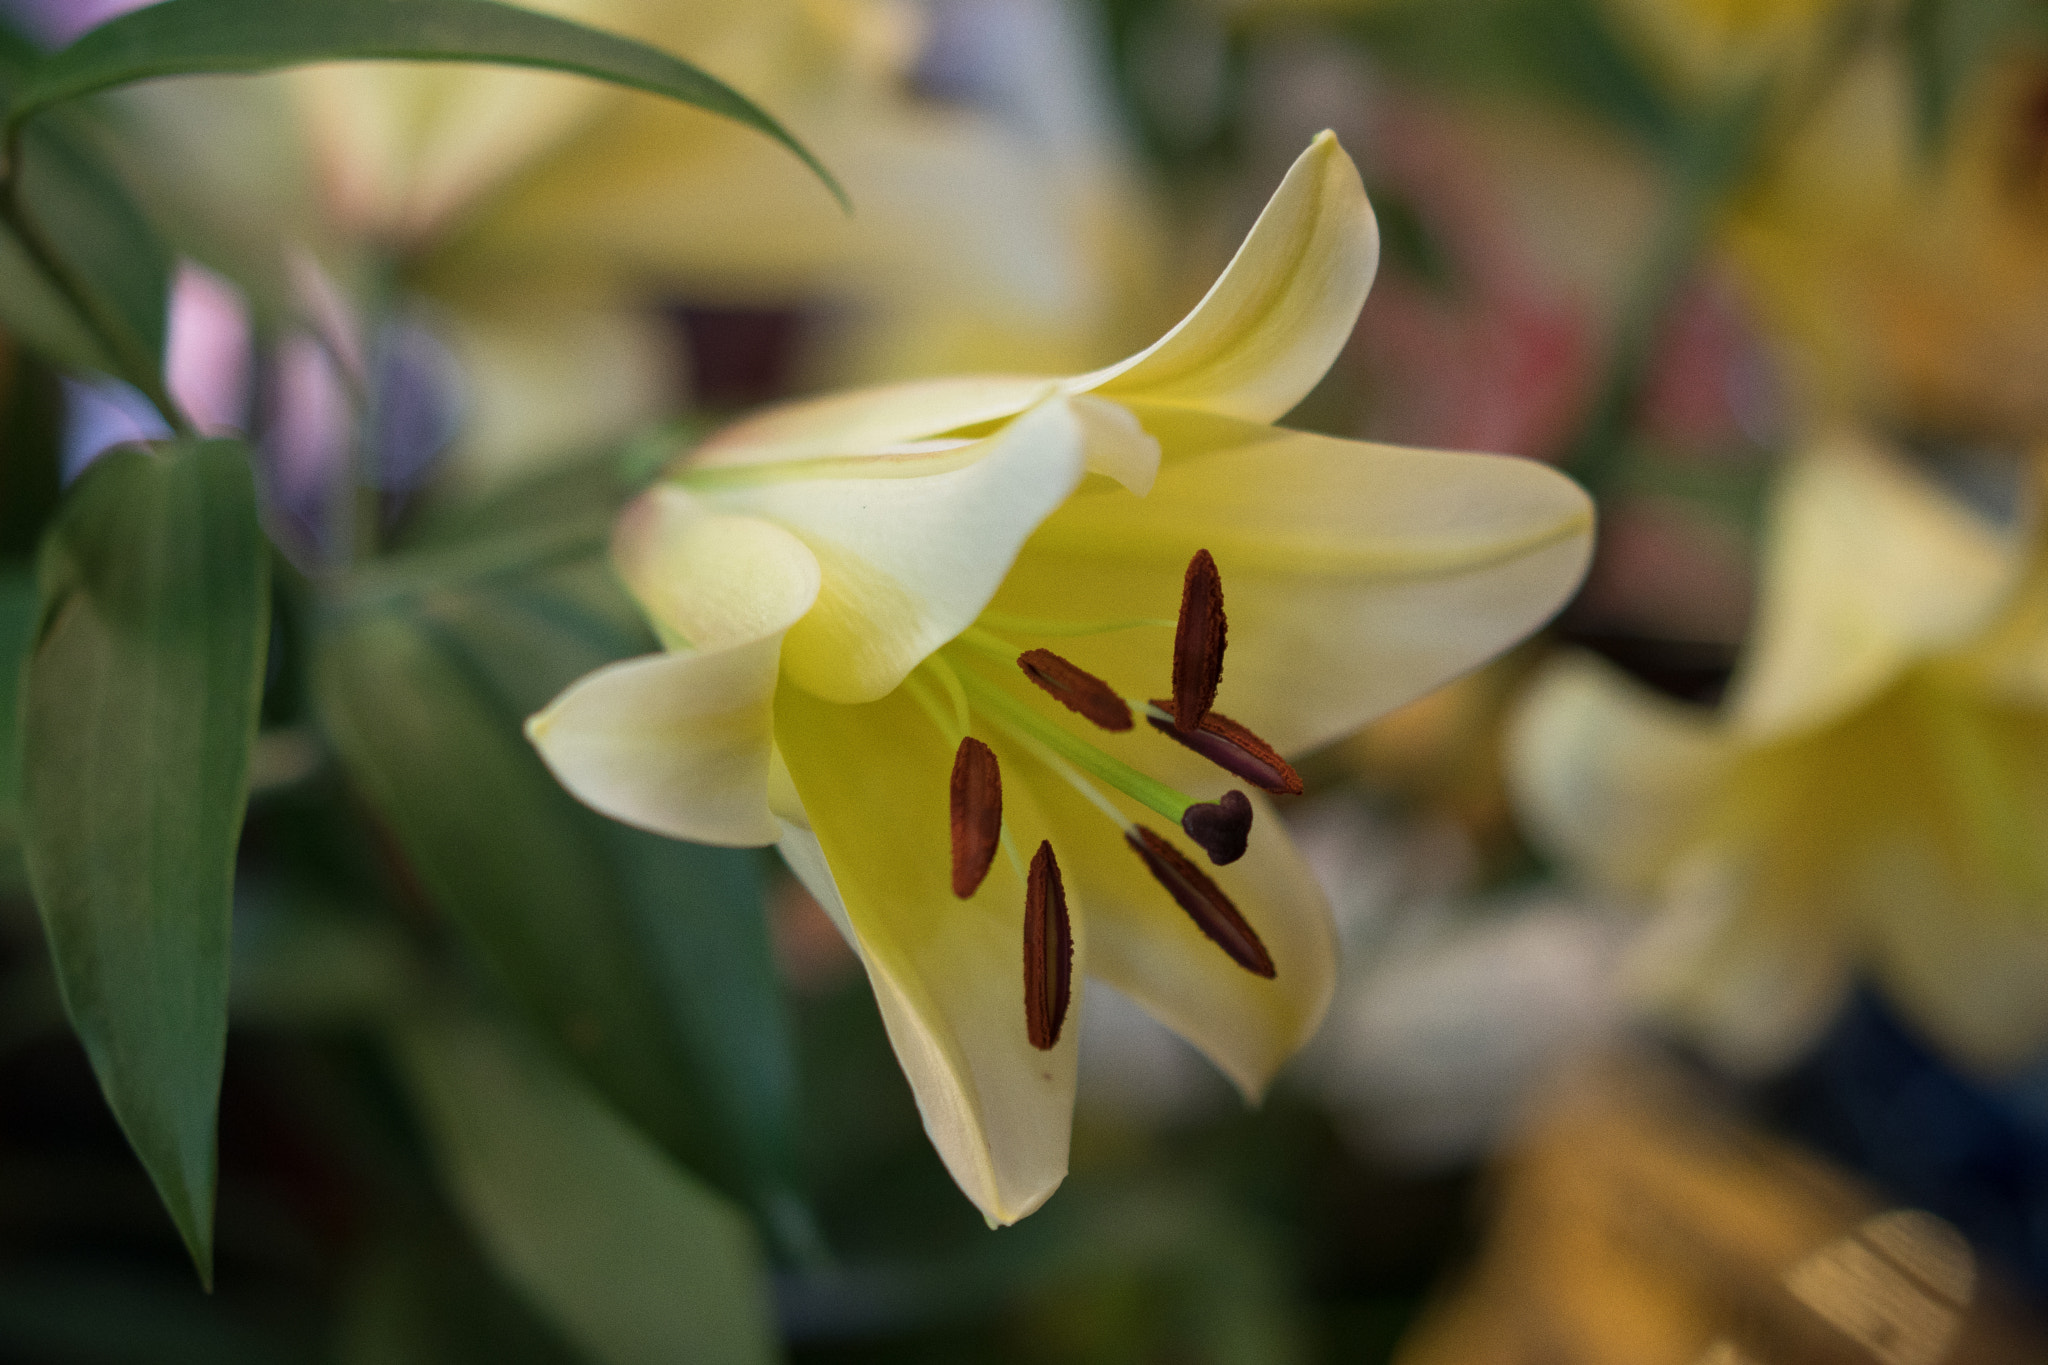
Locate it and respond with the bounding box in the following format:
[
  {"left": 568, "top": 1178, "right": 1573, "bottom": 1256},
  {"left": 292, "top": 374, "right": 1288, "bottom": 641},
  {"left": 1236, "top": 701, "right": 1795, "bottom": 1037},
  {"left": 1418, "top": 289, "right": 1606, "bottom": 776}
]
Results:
[{"left": 1398, "top": 1055, "right": 2046, "bottom": 1365}]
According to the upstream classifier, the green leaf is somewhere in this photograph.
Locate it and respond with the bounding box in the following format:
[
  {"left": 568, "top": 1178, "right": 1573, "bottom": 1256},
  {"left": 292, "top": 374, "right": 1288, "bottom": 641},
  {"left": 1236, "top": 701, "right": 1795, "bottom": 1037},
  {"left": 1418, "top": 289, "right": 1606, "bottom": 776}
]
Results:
[
  {"left": 396, "top": 1013, "right": 780, "bottom": 1365},
  {"left": 313, "top": 560, "right": 803, "bottom": 1239},
  {"left": 0, "top": 118, "right": 173, "bottom": 382},
  {"left": 0, "top": 571, "right": 35, "bottom": 893},
  {"left": 0, "top": 346, "right": 66, "bottom": 560},
  {"left": 19, "top": 438, "right": 270, "bottom": 1286},
  {"left": 1899, "top": 0, "right": 2044, "bottom": 160},
  {"left": 6, "top": 0, "right": 845, "bottom": 209}
]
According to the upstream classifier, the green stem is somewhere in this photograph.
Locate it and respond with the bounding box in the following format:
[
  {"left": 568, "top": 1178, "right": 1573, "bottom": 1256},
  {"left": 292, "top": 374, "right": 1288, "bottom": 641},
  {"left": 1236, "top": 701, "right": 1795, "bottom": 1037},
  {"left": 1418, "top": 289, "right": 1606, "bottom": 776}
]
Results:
[{"left": 0, "top": 133, "right": 196, "bottom": 439}]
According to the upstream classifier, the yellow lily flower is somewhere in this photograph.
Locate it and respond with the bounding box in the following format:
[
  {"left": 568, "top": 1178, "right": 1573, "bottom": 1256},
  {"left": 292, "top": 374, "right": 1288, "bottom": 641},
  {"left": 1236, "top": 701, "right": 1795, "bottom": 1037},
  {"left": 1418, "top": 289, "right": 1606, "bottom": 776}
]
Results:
[
  {"left": 1511, "top": 432, "right": 2048, "bottom": 1074},
  {"left": 528, "top": 134, "right": 1594, "bottom": 1223}
]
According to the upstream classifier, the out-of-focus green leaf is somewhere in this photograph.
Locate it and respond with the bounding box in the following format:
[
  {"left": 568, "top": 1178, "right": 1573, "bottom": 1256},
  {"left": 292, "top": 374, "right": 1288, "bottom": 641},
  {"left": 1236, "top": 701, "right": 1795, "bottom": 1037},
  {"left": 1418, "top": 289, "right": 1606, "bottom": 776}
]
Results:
[
  {"left": 336, "top": 1227, "right": 581, "bottom": 1365},
  {"left": 19, "top": 438, "right": 270, "bottom": 1286},
  {"left": 5, "top": 0, "right": 844, "bottom": 209},
  {"left": 0, "top": 346, "right": 65, "bottom": 561},
  {"left": 0, "top": 120, "right": 173, "bottom": 381},
  {"left": 0, "top": 22, "right": 174, "bottom": 385},
  {"left": 396, "top": 1014, "right": 780, "bottom": 1365},
  {"left": 1900, "top": 0, "right": 2046, "bottom": 159},
  {"left": 314, "top": 551, "right": 802, "bottom": 1238},
  {"left": 0, "top": 571, "right": 34, "bottom": 893},
  {"left": 1344, "top": 0, "right": 1681, "bottom": 151}
]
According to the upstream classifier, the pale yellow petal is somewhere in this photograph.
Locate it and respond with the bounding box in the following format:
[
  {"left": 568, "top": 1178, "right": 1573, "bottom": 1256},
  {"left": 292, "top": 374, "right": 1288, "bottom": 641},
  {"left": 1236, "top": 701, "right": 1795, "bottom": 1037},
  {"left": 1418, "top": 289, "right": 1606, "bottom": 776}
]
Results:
[
  {"left": 692, "top": 376, "right": 1055, "bottom": 468},
  {"left": 527, "top": 493, "right": 820, "bottom": 845},
  {"left": 775, "top": 684, "right": 1079, "bottom": 1225},
  {"left": 1620, "top": 850, "right": 1854, "bottom": 1076},
  {"left": 989, "top": 408, "right": 1594, "bottom": 755},
  {"left": 1070, "top": 131, "right": 1378, "bottom": 422},
  {"left": 1727, "top": 431, "right": 2019, "bottom": 740},
  {"left": 1507, "top": 652, "right": 1735, "bottom": 895},
  {"left": 526, "top": 640, "right": 795, "bottom": 848},
  {"left": 1071, "top": 395, "right": 1161, "bottom": 495},
  {"left": 708, "top": 399, "right": 1088, "bottom": 704},
  {"left": 610, "top": 489, "right": 824, "bottom": 651}
]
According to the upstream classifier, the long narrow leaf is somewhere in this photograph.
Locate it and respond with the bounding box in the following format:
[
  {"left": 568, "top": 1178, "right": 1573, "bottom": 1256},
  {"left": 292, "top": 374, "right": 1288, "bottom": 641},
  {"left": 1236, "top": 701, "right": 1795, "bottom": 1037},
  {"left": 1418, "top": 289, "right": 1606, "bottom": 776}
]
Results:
[
  {"left": 4, "top": 0, "right": 844, "bottom": 207},
  {"left": 19, "top": 438, "right": 269, "bottom": 1285},
  {"left": 397, "top": 1014, "right": 780, "bottom": 1365}
]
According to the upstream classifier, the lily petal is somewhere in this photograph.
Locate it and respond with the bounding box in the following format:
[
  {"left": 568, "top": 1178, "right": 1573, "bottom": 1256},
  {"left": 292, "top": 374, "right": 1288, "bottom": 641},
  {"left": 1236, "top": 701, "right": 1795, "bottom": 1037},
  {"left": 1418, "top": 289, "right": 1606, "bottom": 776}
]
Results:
[
  {"left": 693, "top": 375, "right": 1056, "bottom": 467},
  {"left": 775, "top": 684, "right": 1079, "bottom": 1225},
  {"left": 527, "top": 502, "right": 821, "bottom": 846},
  {"left": 1507, "top": 652, "right": 1734, "bottom": 895},
  {"left": 1621, "top": 850, "right": 1854, "bottom": 1076},
  {"left": 1728, "top": 432, "right": 2018, "bottom": 740},
  {"left": 709, "top": 399, "right": 1089, "bottom": 705},
  {"left": 991, "top": 408, "right": 1594, "bottom": 755},
  {"left": 527, "top": 641, "right": 795, "bottom": 848},
  {"left": 611, "top": 489, "right": 824, "bottom": 650},
  {"left": 1071, "top": 131, "right": 1378, "bottom": 423}
]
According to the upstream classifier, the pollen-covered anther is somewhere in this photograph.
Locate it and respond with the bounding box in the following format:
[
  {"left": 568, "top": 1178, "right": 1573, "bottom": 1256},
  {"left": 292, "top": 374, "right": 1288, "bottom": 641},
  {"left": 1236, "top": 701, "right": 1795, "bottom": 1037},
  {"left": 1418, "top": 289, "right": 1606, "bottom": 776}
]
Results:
[
  {"left": 949, "top": 737, "right": 1002, "bottom": 898},
  {"left": 1146, "top": 702, "right": 1304, "bottom": 796},
  {"left": 1171, "top": 548, "right": 1226, "bottom": 731},
  {"left": 1017, "top": 648, "right": 1134, "bottom": 732},
  {"left": 1125, "top": 826, "right": 1275, "bottom": 978},
  {"left": 1180, "top": 789, "right": 1252, "bottom": 865},
  {"left": 1023, "top": 841, "right": 1074, "bottom": 1050}
]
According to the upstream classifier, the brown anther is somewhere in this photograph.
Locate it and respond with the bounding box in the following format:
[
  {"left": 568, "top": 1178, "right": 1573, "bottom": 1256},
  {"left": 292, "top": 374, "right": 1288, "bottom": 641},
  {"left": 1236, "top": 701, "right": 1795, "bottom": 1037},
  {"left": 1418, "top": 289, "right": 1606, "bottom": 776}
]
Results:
[
  {"left": 1023, "top": 841, "right": 1074, "bottom": 1050},
  {"left": 1126, "top": 827, "right": 1275, "bottom": 978},
  {"left": 949, "top": 737, "right": 1002, "bottom": 898},
  {"left": 1172, "top": 549, "right": 1226, "bottom": 731},
  {"left": 1018, "top": 648, "right": 1133, "bottom": 731},
  {"left": 1146, "top": 702, "right": 1303, "bottom": 796},
  {"left": 1181, "top": 789, "right": 1253, "bottom": 866}
]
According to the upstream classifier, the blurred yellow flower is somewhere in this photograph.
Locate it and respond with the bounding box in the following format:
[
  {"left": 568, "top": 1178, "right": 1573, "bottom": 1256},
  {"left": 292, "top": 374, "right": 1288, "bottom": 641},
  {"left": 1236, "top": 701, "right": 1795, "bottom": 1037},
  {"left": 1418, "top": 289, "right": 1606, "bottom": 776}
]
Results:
[
  {"left": 1725, "top": 49, "right": 2048, "bottom": 440},
  {"left": 1512, "top": 432, "right": 2048, "bottom": 1073},
  {"left": 528, "top": 134, "right": 1594, "bottom": 1223},
  {"left": 129, "top": 0, "right": 1162, "bottom": 484}
]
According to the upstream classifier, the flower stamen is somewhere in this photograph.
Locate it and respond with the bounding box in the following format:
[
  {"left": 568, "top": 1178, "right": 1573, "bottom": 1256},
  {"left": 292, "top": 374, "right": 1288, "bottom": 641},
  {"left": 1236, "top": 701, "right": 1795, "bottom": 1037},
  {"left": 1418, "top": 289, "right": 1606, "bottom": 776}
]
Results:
[
  {"left": 1024, "top": 841, "right": 1074, "bottom": 1049},
  {"left": 1125, "top": 827, "right": 1275, "bottom": 978},
  {"left": 1018, "top": 648, "right": 1134, "bottom": 732},
  {"left": 950, "top": 737, "right": 1003, "bottom": 898},
  {"left": 1144, "top": 702, "right": 1304, "bottom": 795},
  {"left": 1172, "top": 549, "right": 1227, "bottom": 731}
]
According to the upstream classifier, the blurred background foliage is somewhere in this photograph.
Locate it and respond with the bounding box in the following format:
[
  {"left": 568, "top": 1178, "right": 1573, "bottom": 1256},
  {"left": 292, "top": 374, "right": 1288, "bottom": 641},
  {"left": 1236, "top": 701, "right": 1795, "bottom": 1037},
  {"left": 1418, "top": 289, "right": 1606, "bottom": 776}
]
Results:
[{"left": 7, "top": 0, "right": 2048, "bottom": 1361}]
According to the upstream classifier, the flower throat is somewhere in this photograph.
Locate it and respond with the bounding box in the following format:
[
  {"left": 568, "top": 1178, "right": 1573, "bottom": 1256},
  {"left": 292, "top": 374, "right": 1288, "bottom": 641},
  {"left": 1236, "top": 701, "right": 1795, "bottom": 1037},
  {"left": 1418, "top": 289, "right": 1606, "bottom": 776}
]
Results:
[{"left": 911, "top": 550, "right": 1301, "bottom": 1052}]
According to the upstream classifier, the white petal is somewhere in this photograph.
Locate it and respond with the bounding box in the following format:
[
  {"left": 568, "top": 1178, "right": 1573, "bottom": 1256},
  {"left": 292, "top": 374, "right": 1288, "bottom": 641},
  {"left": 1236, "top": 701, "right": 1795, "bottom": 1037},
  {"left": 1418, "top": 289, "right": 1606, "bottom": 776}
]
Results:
[
  {"left": 527, "top": 506, "right": 820, "bottom": 846},
  {"left": 1507, "top": 652, "right": 1735, "bottom": 895},
  {"left": 775, "top": 685, "right": 1080, "bottom": 1225},
  {"left": 692, "top": 375, "right": 1056, "bottom": 468},
  {"left": 1069, "top": 131, "right": 1378, "bottom": 422},
  {"left": 527, "top": 639, "right": 792, "bottom": 848},
  {"left": 611, "top": 489, "right": 825, "bottom": 651},
  {"left": 1072, "top": 395, "right": 1161, "bottom": 496},
  {"left": 992, "top": 408, "right": 1594, "bottom": 755},
  {"left": 707, "top": 399, "right": 1088, "bottom": 704}
]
